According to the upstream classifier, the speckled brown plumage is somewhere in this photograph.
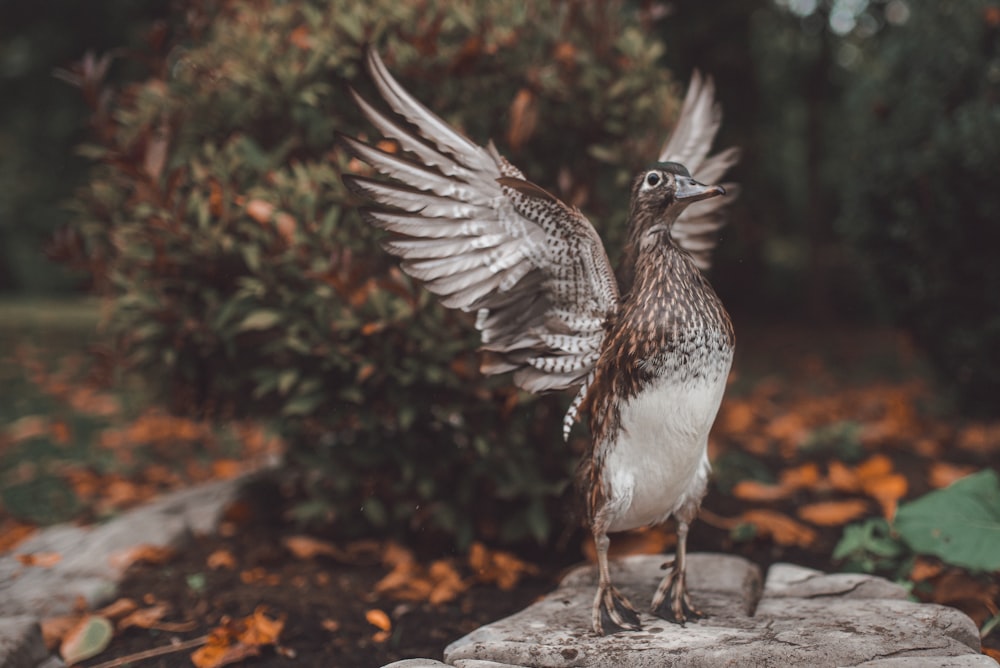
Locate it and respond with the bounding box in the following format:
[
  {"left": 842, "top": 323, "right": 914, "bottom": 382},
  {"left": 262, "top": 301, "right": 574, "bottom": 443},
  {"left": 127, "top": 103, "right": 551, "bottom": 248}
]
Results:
[{"left": 340, "top": 48, "right": 739, "bottom": 636}]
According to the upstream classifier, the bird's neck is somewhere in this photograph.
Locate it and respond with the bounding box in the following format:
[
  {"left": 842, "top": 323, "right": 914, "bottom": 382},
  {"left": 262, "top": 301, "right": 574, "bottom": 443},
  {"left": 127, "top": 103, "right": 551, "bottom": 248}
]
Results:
[{"left": 617, "top": 206, "right": 683, "bottom": 297}]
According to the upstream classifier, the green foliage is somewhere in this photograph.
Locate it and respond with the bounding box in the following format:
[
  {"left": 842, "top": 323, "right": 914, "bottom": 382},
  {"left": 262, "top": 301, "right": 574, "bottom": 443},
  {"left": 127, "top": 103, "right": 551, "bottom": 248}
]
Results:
[
  {"left": 65, "top": 0, "right": 684, "bottom": 545},
  {"left": 835, "top": 469, "right": 1000, "bottom": 575},
  {"left": 894, "top": 469, "right": 1000, "bottom": 571},
  {"left": 835, "top": 0, "right": 1000, "bottom": 413},
  {"left": 833, "top": 517, "right": 911, "bottom": 576}
]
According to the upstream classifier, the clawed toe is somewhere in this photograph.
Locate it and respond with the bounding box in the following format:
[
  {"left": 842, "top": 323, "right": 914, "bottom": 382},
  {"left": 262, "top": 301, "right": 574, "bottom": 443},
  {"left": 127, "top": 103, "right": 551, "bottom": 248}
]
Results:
[
  {"left": 651, "top": 566, "right": 704, "bottom": 625},
  {"left": 593, "top": 584, "right": 641, "bottom": 635}
]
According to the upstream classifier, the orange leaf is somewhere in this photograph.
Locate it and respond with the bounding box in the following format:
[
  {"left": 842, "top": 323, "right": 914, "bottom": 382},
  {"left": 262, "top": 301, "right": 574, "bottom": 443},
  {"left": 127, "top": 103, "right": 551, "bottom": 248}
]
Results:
[
  {"left": 283, "top": 535, "right": 342, "bottom": 560},
  {"left": 855, "top": 454, "right": 893, "bottom": 480},
  {"left": 40, "top": 615, "right": 81, "bottom": 650},
  {"left": 909, "top": 557, "right": 944, "bottom": 582},
  {"left": 95, "top": 598, "right": 138, "bottom": 621},
  {"left": 108, "top": 544, "right": 175, "bottom": 570},
  {"left": 365, "top": 609, "right": 391, "bottom": 632},
  {"left": 0, "top": 521, "right": 36, "bottom": 552},
  {"left": 796, "top": 499, "right": 869, "bottom": 526},
  {"left": 828, "top": 460, "right": 860, "bottom": 493},
  {"left": 237, "top": 607, "right": 284, "bottom": 646},
  {"left": 779, "top": 462, "right": 821, "bottom": 489},
  {"left": 118, "top": 603, "right": 168, "bottom": 631},
  {"left": 207, "top": 549, "right": 237, "bottom": 570},
  {"left": 211, "top": 459, "right": 242, "bottom": 479},
  {"left": 17, "top": 552, "right": 62, "bottom": 568},
  {"left": 861, "top": 472, "right": 908, "bottom": 519},
  {"left": 468, "top": 542, "right": 540, "bottom": 590},
  {"left": 928, "top": 462, "right": 974, "bottom": 489},
  {"left": 427, "top": 560, "right": 468, "bottom": 604},
  {"left": 732, "top": 479, "right": 791, "bottom": 502},
  {"left": 740, "top": 509, "right": 817, "bottom": 547}
]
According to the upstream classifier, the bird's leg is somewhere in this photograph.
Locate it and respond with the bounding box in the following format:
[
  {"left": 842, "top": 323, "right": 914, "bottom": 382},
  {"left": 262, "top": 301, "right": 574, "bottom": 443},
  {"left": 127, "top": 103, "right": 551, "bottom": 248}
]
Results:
[
  {"left": 591, "top": 529, "right": 641, "bottom": 635},
  {"left": 651, "top": 519, "right": 704, "bottom": 624}
]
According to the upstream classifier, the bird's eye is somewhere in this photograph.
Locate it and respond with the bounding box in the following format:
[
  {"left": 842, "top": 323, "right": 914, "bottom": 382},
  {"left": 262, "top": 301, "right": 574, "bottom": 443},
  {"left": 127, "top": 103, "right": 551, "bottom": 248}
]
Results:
[{"left": 646, "top": 172, "right": 661, "bottom": 187}]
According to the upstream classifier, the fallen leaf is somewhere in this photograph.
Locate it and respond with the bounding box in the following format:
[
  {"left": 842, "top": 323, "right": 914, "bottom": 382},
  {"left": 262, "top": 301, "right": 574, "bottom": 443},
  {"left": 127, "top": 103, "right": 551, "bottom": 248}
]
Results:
[
  {"left": 909, "top": 557, "right": 943, "bottom": 582},
  {"left": 109, "top": 544, "right": 176, "bottom": 570},
  {"left": 928, "top": 462, "right": 975, "bottom": 489},
  {"left": 739, "top": 509, "right": 817, "bottom": 547},
  {"left": 427, "top": 560, "right": 467, "bottom": 604},
  {"left": 207, "top": 548, "right": 237, "bottom": 570},
  {"left": 862, "top": 472, "right": 908, "bottom": 519},
  {"left": 0, "top": 521, "right": 36, "bottom": 552},
  {"left": 211, "top": 459, "right": 243, "bottom": 479},
  {"left": 17, "top": 552, "right": 62, "bottom": 568},
  {"left": 191, "top": 607, "right": 284, "bottom": 668},
  {"left": 365, "top": 609, "right": 391, "bottom": 632},
  {"left": 468, "top": 542, "right": 540, "bottom": 590},
  {"left": 41, "top": 615, "right": 82, "bottom": 650},
  {"left": 60, "top": 615, "right": 113, "bottom": 665},
  {"left": 283, "top": 535, "right": 343, "bottom": 560},
  {"left": 828, "top": 460, "right": 860, "bottom": 493},
  {"left": 732, "top": 479, "right": 791, "bottom": 502},
  {"left": 855, "top": 454, "right": 893, "bottom": 480},
  {"left": 321, "top": 619, "right": 340, "bottom": 633},
  {"left": 118, "top": 603, "right": 168, "bottom": 631},
  {"left": 797, "top": 499, "right": 869, "bottom": 526},
  {"left": 780, "top": 462, "right": 821, "bottom": 489},
  {"left": 96, "top": 598, "right": 139, "bottom": 620}
]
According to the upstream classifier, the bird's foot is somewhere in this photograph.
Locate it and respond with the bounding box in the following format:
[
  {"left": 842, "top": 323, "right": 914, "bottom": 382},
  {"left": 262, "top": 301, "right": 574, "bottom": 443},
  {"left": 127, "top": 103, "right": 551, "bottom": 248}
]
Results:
[
  {"left": 592, "top": 583, "right": 641, "bottom": 635},
  {"left": 651, "top": 561, "right": 704, "bottom": 625}
]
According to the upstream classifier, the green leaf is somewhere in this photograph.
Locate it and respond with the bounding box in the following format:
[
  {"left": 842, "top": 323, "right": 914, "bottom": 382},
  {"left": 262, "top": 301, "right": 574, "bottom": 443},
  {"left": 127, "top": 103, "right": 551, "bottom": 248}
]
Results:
[
  {"left": 238, "top": 310, "right": 282, "bottom": 331},
  {"left": 893, "top": 469, "right": 1000, "bottom": 571},
  {"left": 60, "top": 615, "right": 113, "bottom": 665}
]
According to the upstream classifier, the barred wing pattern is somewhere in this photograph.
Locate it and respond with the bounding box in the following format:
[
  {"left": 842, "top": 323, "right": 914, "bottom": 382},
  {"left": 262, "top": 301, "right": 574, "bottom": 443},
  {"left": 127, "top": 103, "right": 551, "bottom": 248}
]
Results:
[
  {"left": 658, "top": 72, "right": 740, "bottom": 271},
  {"left": 340, "top": 49, "right": 619, "bottom": 402}
]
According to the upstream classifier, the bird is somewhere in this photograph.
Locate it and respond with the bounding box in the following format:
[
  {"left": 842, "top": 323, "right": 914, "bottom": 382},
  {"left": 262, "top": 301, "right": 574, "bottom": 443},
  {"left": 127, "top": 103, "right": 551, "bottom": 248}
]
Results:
[{"left": 339, "top": 47, "right": 739, "bottom": 636}]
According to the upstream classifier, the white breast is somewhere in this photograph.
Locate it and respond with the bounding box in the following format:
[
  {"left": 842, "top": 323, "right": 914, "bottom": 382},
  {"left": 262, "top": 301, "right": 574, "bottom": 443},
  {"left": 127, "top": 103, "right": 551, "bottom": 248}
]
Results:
[{"left": 603, "top": 371, "right": 728, "bottom": 533}]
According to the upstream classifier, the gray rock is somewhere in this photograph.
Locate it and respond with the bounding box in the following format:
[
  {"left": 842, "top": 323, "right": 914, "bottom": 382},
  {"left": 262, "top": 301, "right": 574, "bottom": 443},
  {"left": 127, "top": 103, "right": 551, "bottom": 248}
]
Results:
[
  {"left": 0, "top": 477, "right": 248, "bottom": 618},
  {"left": 0, "top": 616, "right": 47, "bottom": 668},
  {"left": 853, "top": 658, "right": 1000, "bottom": 668},
  {"left": 440, "top": 554, "right": 996, "bottom": 668}
]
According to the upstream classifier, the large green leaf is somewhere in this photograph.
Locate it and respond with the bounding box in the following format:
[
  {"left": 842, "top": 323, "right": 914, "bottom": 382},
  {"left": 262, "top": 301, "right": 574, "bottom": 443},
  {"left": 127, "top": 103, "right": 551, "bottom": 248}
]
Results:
[{"left": 893, "top": 469, "right": 1000, "bottom": 571}]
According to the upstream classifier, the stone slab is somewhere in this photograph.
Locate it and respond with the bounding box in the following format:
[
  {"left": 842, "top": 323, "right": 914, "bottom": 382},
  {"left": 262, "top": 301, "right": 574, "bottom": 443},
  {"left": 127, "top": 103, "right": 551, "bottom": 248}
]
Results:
[
  {"left": 0, "top": 477, "right": 247, "bottom": 619},
  {"left": 0, "top": 617, "right": 47, "bottom": 668},
  {"left": 438, "top": 554, "right": 995, "bottom": 668}
]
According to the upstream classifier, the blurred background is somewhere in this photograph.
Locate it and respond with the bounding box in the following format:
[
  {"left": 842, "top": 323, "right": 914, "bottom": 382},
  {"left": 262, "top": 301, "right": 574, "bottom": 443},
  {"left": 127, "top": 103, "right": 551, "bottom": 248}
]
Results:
[{"left": 1, "top": 0, "right": 999, "bottom": 643}]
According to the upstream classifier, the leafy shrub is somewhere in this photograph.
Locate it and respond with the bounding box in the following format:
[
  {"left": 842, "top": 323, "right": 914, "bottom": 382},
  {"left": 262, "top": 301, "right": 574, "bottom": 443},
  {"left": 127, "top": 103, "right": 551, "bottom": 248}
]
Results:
[
  {"left": 835, "top": 0, "right": 1000, "bottom": 414},
  {"left": 64, "top": 0, "right": 684, "bottom": 545}
]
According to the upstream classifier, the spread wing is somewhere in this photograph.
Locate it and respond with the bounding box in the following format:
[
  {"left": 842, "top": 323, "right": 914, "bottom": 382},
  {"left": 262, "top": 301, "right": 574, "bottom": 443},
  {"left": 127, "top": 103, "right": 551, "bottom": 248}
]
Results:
[
  {"left": 339, "top": 48, "right": 619, "bottom": 410},
  {"left": 657, "top": 71, "right": 740, "bottom": 271}
]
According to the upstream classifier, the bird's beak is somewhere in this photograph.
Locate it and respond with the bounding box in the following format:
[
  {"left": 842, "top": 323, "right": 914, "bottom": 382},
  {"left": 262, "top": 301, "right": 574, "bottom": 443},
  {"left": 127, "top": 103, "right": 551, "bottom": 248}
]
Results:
[{"left": 675, "top": 176, "right": 726, "bottom": 203}]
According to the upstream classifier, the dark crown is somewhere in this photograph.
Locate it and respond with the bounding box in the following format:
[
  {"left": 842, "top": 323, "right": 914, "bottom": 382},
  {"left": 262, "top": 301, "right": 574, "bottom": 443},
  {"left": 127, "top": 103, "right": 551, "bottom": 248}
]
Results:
[{"left": 648, "top": 161, "right": 691, "bottom": 177}]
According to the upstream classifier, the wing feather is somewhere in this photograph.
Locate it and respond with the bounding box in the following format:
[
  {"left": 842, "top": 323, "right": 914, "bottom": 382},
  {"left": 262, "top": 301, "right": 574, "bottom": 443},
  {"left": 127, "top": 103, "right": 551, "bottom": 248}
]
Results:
[
  {"left": 656, "top": 71, "right": 740, "bottom": 270},
  {"left": 341, "top": 48, "right": 619, "bottom": 401}
]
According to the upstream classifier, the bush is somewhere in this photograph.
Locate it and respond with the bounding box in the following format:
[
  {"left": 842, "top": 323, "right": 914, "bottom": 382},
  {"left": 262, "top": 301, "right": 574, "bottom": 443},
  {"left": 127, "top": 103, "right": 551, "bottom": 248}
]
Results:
[
  {"left": 65, "top": 0, "right": 684, "bottom": 545},
  {"left": 836, "top": 0, "right": 1000, "bottom": 414}
]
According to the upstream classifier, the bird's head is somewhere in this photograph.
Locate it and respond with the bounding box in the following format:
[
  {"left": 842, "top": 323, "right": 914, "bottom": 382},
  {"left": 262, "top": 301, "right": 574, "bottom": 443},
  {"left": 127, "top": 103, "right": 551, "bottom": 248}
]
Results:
[{"left": 629, "top": 161, "right": 726, "bottom": 228}]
